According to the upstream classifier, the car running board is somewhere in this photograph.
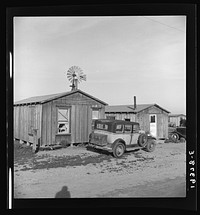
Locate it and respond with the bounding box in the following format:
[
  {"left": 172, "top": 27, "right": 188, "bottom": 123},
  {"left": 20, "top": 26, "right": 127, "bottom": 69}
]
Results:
[{"left": 125, "top": 146, "right": 143, "bottom": 151}]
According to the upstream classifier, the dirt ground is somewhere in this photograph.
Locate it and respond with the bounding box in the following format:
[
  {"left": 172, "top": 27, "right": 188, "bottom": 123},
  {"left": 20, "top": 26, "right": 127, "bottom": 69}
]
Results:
[{"left": 14, "top": 140, "right": 186, "bottom": 198}]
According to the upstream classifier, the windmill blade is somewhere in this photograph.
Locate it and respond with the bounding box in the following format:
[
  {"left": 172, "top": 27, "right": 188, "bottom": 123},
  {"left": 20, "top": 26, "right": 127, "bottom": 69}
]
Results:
[
  {"left": 80, "top": 74, "right": 86, "bottom": 81},
  {"left": 66, "top": 73, "right": 74, "bottom": 82}
]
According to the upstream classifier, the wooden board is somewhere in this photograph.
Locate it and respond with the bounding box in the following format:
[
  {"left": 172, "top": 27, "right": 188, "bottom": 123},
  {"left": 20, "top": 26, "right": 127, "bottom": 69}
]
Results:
[
  {"left": 46, "top": 102, "right": 52, "bottom": 145},
  {"left": 51, "top": 102, "right": 56, "bottom": 145},
  {"left": 41, "top": 103, "right": 47, "bottom": 146}
]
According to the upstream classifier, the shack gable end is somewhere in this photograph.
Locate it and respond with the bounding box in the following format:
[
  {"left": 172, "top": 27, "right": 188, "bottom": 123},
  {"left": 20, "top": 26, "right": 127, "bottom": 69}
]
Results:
[
  {"left": 136, "top": 105, "right": 169, "bottom": 139},
  {"left": 137, "top": 105, "right": 169, "bottom": 115},
  {"left": 51, "top": 92, "right": 105, "bottom": 107}
]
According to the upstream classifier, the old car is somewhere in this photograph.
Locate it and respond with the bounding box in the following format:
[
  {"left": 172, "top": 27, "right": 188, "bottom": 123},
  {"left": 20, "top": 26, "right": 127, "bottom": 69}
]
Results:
[
  {"left": 169, "top": 127, "right": 186, "bottom": 142},
  {"left": 88, "top": 119, "right": 156, "bottom": 158}
]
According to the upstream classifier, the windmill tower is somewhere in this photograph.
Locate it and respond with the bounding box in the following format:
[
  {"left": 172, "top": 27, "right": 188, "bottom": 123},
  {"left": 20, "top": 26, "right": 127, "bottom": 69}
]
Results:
[{"left": 66, "top": 66, "right": 86, "bottom": 91}]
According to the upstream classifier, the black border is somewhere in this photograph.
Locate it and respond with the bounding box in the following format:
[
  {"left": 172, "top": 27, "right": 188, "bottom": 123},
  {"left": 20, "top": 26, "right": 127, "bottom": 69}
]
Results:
[{"left": 6, "top": 3, "right": 197, "bottom": 210}]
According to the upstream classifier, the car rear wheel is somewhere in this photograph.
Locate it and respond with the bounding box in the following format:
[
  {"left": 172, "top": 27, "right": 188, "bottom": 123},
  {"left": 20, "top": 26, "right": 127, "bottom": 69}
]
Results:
[
  {"left": 145, "top": 139, "right": 156, "bottom": 152},
  {"left": 138, "top": 134, "right": 148, "bottom": 147},
  {"left": 113, "top": 142, "right": 125, "bottom": 158}
]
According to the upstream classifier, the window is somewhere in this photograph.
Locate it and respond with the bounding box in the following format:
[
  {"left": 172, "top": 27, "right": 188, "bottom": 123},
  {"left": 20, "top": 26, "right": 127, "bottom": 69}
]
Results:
[
  {"left": 96, "top": 123, "right": 108, "bottom": 130},
  {"left": 57, "top": 108, "right": 70, "bottom": 134},
  {"left": 92, "top": 110, "right": 100, "bottom": 119},
  {"left": 106, "top": 116, "right": 115, "bottom": 120},
  {"left": 115, "top": 124, "right": 124, "bottom": 133},
  {"left": 150, "top": 115, "right": 156, "bottom": 123},
  {"left": 124, "top": 124, "right": 132, "bottom": 133},
  {"left": 133, "top": 124, "right": 139, "bottom": 131},
  {"left": 124, "top": 118, "right": 130, "bottom": 121}
]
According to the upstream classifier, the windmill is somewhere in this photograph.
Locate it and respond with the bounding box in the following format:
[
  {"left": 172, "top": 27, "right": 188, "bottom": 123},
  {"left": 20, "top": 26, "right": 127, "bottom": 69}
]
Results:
[{"left": 66, "top": 66, "right": 86, "bottom": 91}]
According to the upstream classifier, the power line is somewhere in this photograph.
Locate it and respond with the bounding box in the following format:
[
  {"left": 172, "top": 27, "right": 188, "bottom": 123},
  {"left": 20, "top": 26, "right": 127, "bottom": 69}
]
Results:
[{"left": 142, "top": 16, "right": 185, "bottom": 33}]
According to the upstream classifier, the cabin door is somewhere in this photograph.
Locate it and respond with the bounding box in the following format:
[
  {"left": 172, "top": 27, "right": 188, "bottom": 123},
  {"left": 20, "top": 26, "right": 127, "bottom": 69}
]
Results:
[{"left": 149, "top": 114, "right": 157, "bottom": 138}]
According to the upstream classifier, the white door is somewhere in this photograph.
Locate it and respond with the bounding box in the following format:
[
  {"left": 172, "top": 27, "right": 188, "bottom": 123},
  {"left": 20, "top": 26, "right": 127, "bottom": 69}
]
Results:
[{"left": 149, "top": 114, "right": 157, "bottom": 138}]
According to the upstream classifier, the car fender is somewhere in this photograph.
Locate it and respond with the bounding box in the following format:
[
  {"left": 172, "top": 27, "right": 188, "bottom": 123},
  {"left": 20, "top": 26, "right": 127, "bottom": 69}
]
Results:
[
  {"left": 111, "top": 138, "right": 126, "bottom": 150},
  {"left": 147, "top": 136, "right": 157, "bottom": 141},
  {"left": 171, "top": 131, "right": 186, "bottom": 139}
]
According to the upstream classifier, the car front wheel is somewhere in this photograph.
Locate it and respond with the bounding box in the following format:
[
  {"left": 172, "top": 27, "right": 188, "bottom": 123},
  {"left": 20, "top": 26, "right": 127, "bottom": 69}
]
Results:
[
  {"left": 113, "top": 142, "right": 125, "bottom": 158},
  {"left": 145, "top": 139, "right": 156, "bottom": 152}
]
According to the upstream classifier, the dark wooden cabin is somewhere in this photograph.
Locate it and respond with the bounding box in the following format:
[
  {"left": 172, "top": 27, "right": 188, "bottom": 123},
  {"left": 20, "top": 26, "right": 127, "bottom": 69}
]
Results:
[
  {"left": 14, "top": 89, "right": 107, "bottom": 147},
  {"left": 105, "top": 97, "right": 170, "bottom": 139},
  {"left": 168, "top": 114, "right": 186, "bottom": 127}
]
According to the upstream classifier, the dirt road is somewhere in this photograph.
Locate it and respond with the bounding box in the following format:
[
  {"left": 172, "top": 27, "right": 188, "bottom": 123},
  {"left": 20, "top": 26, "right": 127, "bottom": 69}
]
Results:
[{"left": 14, "top": 140, "right": 186, "bottom": 198}]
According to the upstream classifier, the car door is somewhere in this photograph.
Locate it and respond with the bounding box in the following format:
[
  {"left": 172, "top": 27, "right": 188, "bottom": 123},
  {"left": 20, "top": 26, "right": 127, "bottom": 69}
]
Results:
[
  {"left": 123, "top": 124, "right": 133, "bottom": 145},
  {"left": 130, "top": 124, "right": 140, "bottom": 146}
]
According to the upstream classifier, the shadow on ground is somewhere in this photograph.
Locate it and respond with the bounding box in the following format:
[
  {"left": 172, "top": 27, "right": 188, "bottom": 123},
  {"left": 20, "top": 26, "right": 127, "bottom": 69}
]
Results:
[{"left": 55, "top": 186, "right": 71, "bottom": 198}]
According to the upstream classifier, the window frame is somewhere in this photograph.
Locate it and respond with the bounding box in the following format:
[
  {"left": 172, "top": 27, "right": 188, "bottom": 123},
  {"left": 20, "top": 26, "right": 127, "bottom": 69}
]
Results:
[
  {"left": 150, "top": 115, "right": 156, "bottom": 123},
  {"left": 115, "top": 124, "right": 124, "bottom": 133},
  {"left": 133, "top": 124, "right": 139, "bottom": 132},
  {"left": 124, "top": 124, "right": 133, "bottom": 133},
  {"left": 92, "top": 108, "right": 101, "bottom": 120},
  {"left": 57, "top": 106, "right": 71, "bottom": 135}
]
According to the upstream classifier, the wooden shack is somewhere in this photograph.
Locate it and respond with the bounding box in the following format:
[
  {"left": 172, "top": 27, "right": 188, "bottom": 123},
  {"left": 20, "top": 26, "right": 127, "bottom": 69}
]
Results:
[
  {"left": 168, "top": 114, "right": 186, "bottom": 127},
  {"left": 105, "top": 98, "right": 170, "bottom": 139},
  {"left": 14, "top": 89, "right": 107, "bottom": 147}
]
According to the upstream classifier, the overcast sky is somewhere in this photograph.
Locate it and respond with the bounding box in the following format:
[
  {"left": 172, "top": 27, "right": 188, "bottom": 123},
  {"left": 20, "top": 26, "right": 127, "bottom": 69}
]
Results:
[{"left": 14, "top": 16, "right": 186, "bottom": 114}]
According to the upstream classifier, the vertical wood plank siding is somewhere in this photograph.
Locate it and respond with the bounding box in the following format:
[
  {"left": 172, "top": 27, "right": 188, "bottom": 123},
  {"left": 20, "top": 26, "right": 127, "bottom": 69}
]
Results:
[
  {"left": 71, "top": 105, "right": 76, "bottom": 143},
  {"left": 53, "top": 92, "right": 105, "bottom": 145},
  {"left": 136, "top": 106, "right": 169, "bottom": 139},
  {"left": 47, "top": 102, "right": 52, "bottom": 145},
  {"left": 51, "top": 102, "right": 56, "bottom": 145},
  {"left": 14, "top": 104, "right": 42, "bottom": 143},
  {"left": 14, "top": 91, "right": 106, "bottom": 146},
  {"left": 41, "top": 103, "right": 47, "bottom": 146}
]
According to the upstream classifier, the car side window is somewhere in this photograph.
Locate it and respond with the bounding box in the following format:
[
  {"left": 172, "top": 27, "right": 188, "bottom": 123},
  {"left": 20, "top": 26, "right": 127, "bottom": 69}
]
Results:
[
  {"left": 115, "top": 124, "right": 124, "bottom": 133},
  {"left": 124, "top": 124, "right": 132, "bottom": 133},
  {"left": 133, "top": 124, "right": 139, "bottom": 132}
]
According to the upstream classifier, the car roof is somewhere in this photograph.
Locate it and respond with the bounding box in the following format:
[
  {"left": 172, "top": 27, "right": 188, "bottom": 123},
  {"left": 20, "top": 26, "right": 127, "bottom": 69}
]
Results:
[{"left": 95, "top": 119, "right": 139, "bottom": 125}]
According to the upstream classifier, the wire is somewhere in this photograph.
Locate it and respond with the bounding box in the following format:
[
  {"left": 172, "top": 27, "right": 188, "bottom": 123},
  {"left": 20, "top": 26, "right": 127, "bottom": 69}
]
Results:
[{"left": 142, "top": 16, "right": 185, "bottom": 33}]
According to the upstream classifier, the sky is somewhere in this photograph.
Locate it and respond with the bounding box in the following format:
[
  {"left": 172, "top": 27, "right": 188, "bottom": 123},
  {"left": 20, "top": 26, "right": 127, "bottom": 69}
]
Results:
[{"left": 14, "top": 16, "right": 186, "bottom": 114}]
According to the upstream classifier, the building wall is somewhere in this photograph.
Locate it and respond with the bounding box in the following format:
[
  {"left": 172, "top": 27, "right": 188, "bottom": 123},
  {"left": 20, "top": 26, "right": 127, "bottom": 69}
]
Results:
[
  {"left": 41, "top": 92, "right": 105, "bottom": 146},
  {"left": 105, "top": 113, "right": 136, "bottom": 121},
  {"left": 14, "top": 104, "right": 42, "bottom": 144},
  {"left": 136, "top": 106, "right": 169, "bottom": 139}
]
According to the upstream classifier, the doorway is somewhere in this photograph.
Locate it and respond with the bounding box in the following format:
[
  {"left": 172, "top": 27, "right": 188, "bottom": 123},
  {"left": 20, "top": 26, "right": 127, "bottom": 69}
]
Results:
[{"left": 149, "top": 114, "right": 157, "bottom": 138}]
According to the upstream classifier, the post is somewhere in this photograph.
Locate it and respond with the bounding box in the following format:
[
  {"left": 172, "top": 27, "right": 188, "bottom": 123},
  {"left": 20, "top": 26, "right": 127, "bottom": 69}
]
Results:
[
  {"left": 33, "top": 129, "right": 38, "bottom": 152},
  {"left": 134, "top": 96, "right": 137, "bottom": 110}
]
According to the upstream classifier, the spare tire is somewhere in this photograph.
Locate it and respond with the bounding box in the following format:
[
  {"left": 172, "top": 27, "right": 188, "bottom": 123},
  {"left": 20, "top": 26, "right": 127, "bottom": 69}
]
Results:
[{"left": 138, "top": 133, "right": 148, "bottom": 147}]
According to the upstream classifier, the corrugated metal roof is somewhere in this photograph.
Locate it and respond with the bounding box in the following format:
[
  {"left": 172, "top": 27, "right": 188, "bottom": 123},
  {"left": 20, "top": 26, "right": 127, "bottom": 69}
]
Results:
[
  {"left": 14, "top": 89, "right": 107, "bottom": 106},
  {"left": 105, "top": 104, "right": 170, "bottom": 113}
]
